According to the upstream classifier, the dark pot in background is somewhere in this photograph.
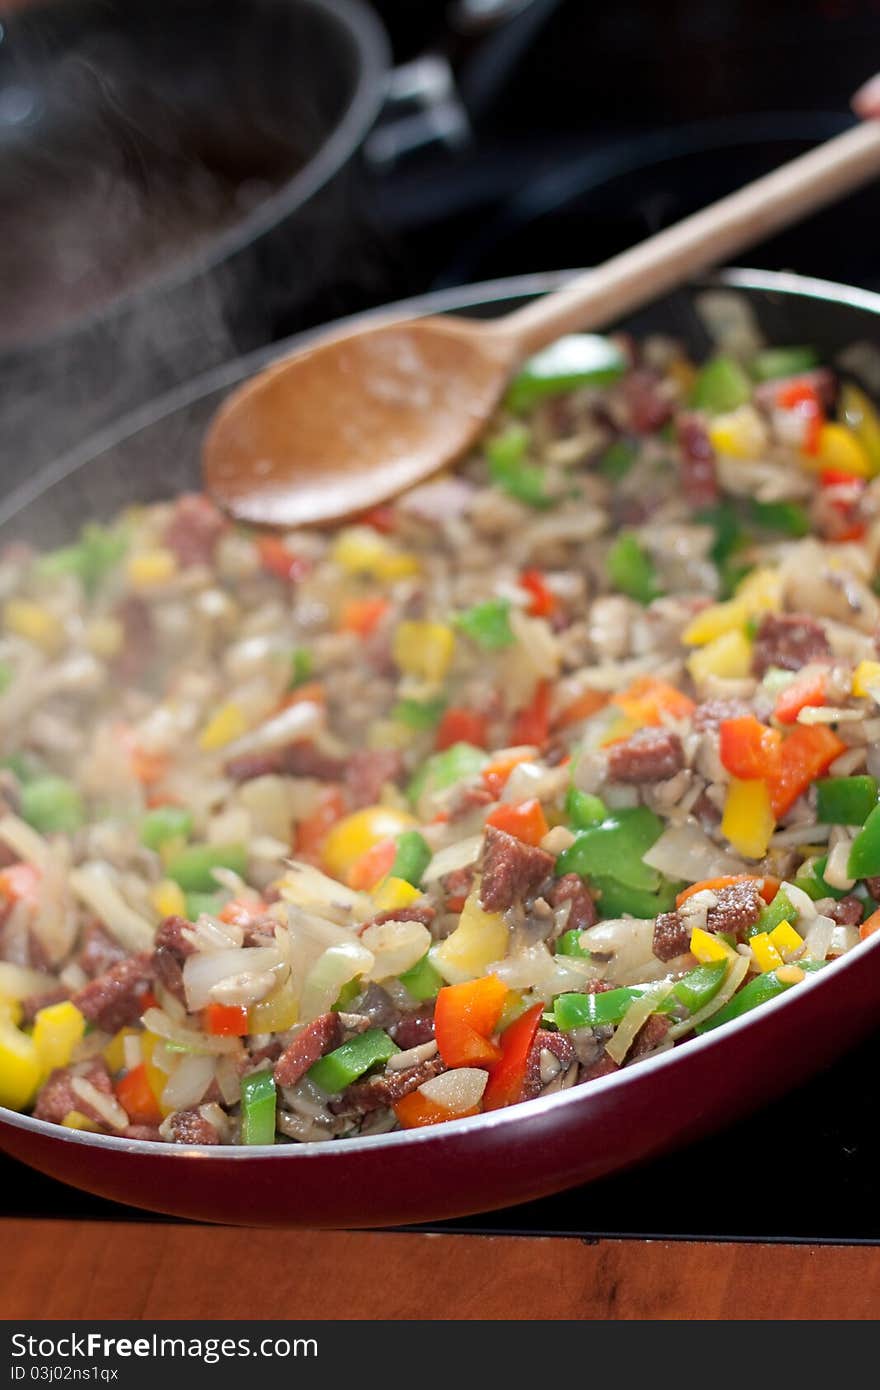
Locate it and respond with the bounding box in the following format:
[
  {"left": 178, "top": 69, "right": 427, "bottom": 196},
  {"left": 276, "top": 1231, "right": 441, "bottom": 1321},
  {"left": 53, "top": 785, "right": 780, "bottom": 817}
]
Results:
[{"left": 0, "top": 0, "right": 389, "bottom": 475}]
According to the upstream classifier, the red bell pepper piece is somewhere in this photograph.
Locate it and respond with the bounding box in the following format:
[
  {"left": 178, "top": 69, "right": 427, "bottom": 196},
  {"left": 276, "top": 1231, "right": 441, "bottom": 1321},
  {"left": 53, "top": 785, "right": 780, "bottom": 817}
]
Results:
[
  {"left": 357, "top": 504, "right": 397, "bottom": 534},
  {"left": 485, "top": 798, "right": 549, "bottom": 847},
  {"left": 719, "top": 715, "right": 783, "bottom": 780},
  {"left": 483, "top": 1002, "right": 544, "bottom": 1111},
  {"left": 218, "top": 897, "right": 269, "bottom": 926},
  {"left": 257, "top": 536, "right": 312, "bottom": 583},
  {"left": 557, "top": 688, "right": 609, "bottom": 729},
  {"left": 347, "top": 837, "right": 397, "bottom": 892},
  {"left": 767, "top": 725, "right": 848, "bottom": 819},
  {"left": 613, "top": 675, "right": 695, "bottom": 726},
  {"left": 296, "top": 786, "right": 347, "bottom": 863},
  {"left": 776, "top": 380, "right": 823, "bottom": 455},
  {"left": 203, "top": 1003, "right": 250, "bottom": 1037},
  {"left": 435, "top": 707, "right": 489, "bottom": 751},
  {"left": 519, "top": 568, "right": 558, "bottom": 618},
  {"left": 481, "top": 749, "right": 534, "bottom": 797},
  {"left": 510, "top": 680, "right": 551, "bottom": 746},
  {"left": 774, "top": 670, "right": 827, "bottom": 725},
  {"left": 434, "top": 975, "right": 508, "bottom": 1068},
  {"left": 339, "top": 597, "right": 390, "bottom": 638},
  {"left": 393, "top": 1090, "right": 480, "bottom": 1129},
  {"left": 115, "top": 1063, "right": 162, "bottom": 1126}
]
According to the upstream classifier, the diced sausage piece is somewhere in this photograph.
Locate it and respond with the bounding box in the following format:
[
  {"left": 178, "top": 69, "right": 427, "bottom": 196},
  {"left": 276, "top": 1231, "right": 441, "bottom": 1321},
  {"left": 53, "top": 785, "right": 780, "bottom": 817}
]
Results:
[
  {"left": 629, "top": 1013, "right": 670, "bottom": 1059},
  {"left": 580, "top": 1053, "right": 621, "bottom": 1084},
  {"left": 449, "top": 783, "right": 494, "bottom": 821},
  {"left": 825, "top": 895, "right": 864, "bottom": 927},
  {"left": 274, "top": 1013, "right": 342, "bottom": 1088},
  {"left": 77, "top": 922, "right": 126, "bottom": 979},
  {"left": 34, "top": 1059, "right": 113, "bottom": 1127},
  {"left": 392, "top": 1004, "right": 436, "bottom": 1050},
  {"left": 479, "top": 826, "right": 555, "bottom": 914},
  {"left": 112, "top": 596, "right": 155, "bottom": 685},
  {"left": 622, "top": 368, "right": 674, "bottom": 434},
  {"left": 19, "top": 986, "right": 70, "bottom": 1027},
  {"left": 523, "top": 1029, "right": 577, "bottom": 1101},
  {"left": 167, "top": 1108, "right": 222, "bottom": 1146},
  {"left": 692, "top": 698, "right": 752, "bottom": 733},
  {"left": 71, "top": 953, "right": 154, "bottom": 1034},
  {"left": 677, "top": 413, "right": 719, "bottom": 508},
  {"left": 752, "top": 613, "right": 832, "bottom": 675},
  {"left": 225, "top": 741, "right": 344, "bottom": 784},
  {"left": 163, "top": 493, "right": 226, "bottom": 567},
  {"left": 154, "top": 915, "right": 198, "bottom": 960},
  {"left": 152, "top": 914, "right": 197, "bottom": 1004},
  {"left": 549, "top": 874, "right": 597, "bottom": 932},
  {"left": 653, "top": 910, "right": 690, "bottom": 961},
  {"left": 123, "top": 1124, "right": 162, "bottom": 1143},
  {"left": 333, "top": 1056, "right": 446, "bottom": 1116},
  {"left": 606, "top": 727, "right": 684, "bottom": 784},
  {"left": 345, "top": 750, "right": 405, "bottom": 808},
  {"left": 705, "top": 881, "right": 763, "bottom": 940},
  {"left": 864, "top": 876, "right": 880, "bottom": 901},
  {"left": 359, "top": 906, "right": 436, "bottom": 934},
  {"left": 441, "top": 865, "right": 475, "bottom": 908}
]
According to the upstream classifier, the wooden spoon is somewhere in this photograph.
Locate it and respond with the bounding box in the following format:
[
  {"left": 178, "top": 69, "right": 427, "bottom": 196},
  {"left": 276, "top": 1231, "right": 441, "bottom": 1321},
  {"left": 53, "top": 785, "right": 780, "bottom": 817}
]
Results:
[{"left": 204, "top": 120, "right": 880, "bottom": 527}]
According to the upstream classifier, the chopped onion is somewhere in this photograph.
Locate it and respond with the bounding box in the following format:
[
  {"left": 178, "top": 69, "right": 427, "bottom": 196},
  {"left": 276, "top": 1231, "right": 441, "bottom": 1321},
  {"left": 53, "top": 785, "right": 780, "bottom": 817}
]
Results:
[
  {"left": 803, "top": 914, "right": 835, "bottom": 962},
  {"left": 299, "top": 941, "right": 374, "bottom": 1022},
  {"left": 642, "top": 823, "right": 747, "bottom": 880},
  {"left": 502, "top": 760, "right": 569, "bottom": 805},
  {"left": 182, "top": 945, "right": 283, "bottom": 1012},
  {"left": 71, "top": 1076, "right": 128, "bottom": 1131},
  {"left": 277, "top": 861, "right": 364, "bottom": 918},
  {"left": 386, "top": 1040, "right": 438, "bottom": 1072},
  {"left": 0, "top": 960, "right": 55, "bottom": 999},
  {"left": 779, "top": 881, "right": 817, "bottom": 922},
  {"left": 222, "top": 700, "right": 323, "bottom": 760},
  {"left": 770, "top": 823, "right": 832, "bottom": 847},
  {"left": 580, "top": 918, "right": 668, "bottom": 983},
  {"left": 361, "top": 920, "right": 431, "bottom": 980},
  {"left": 421, "top": 835, "right": 482, "bottom": 885},
  {"left": 419, "top": 1067, "right": 487, "bottom": 1113},
  {"left": 668, "top": 954, "right": 749, "bottom": 1040},
  {"left": 215, "top": 1057, "right": 244, "bottom": 1107},
  {"left": 823, "top": 838, "right": 855, "bottom": 891},
  {"left": 160, "top": 1054, "right": 217, "bottom": 1112},
  {"left": 491, "top": 941, "right": 595, "bottom": 1000},
  {"left": 141, "top": 1007, "right": 243, "bottom": 1056},
  {"left": 69, "top": 862, "right": 154, "bottom": 952},
  {"left": 606, "top": 992, "right": 665, "bottom": 1065},
  {"left": 830, "top": 923, "right": 860, "bottom": 956},
  {"left": 0, "top": 814, "right": 51, "bottom": 871}
]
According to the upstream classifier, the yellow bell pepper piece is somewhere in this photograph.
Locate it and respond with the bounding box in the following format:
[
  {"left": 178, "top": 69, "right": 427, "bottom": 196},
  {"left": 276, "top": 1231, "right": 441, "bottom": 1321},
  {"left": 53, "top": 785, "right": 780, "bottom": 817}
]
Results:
[
  {"left": 682, "top": 598, "right": 748, "bottom": 647},
  {"left": 722, "top": 777, "right": 776, "bottom": 859},
  {"left": 708, "top": 405, "right": 766, "bottom": 460},
  {"left": 3, "top": 598, "right": 64, "bottom": 655},
  {"left": 735, "top": 565, "right": 784, "bottom": 612},
  {"left": 103, "top": 1026, "right": 140, "bottom": 1076},
  {"left": 141, "top": 1032, "right": 175, "bottom": 1118},
  {"left": 0, "top": 996, "right": 22, "bottom": 1027},
  {"left": 331, "top": 527, "right": 420, "bottom": 582},
  {"left": 689, "top": 927, "right": 736, "bottom": 964},
  {"left": 61, "top": 1110, "right": 102, "bottom": 1133},
  {"left": 248, "top": 975, "right": 299, "bottom": 1033},
  {"left": 322, "top": 805, "right": 417, "bottom": 880},
  {"left": 768, "top": 919, "right": 804, "bottom": 957},
  {"left": 839, "top": 383, "right": 880, "bottom": 476},
  {"left": 806, "top": 422, "right": 871, "bottom": 479},
  {"left": 750, "top": 931, "right": 784, "bottom": 972},
  {"left": 852, "top": 660, "right": 880, "bottom": 698},
  {"left": 151, "top": 879, "right": 187, "bottom": 918},
  {"left": 199, "top": 702, "right": 248, "bottom": 752},
  {"left": 85, "top": 616, "right": 124, "bottom": 660},
  {"left": 0, "top": 1020, "right": 41, "bottom": 1110},
  {"left": 392, "top": 620, "right": 455, "bottom": 683},
  {"left": 687, "top": 630, "right": 753, "bottom": 684},
  {"left": 433, "top": 890, "right": 509, "bottom": 984},
  {"left": 372, "top": 875, "right": 422, "bottom": 912},
  {"left": 599, "top": 714, "right": 641, "bottom": 747},
  {"left": 32, "top": 1000, "right": 85, "bottom": 1077},
  {"left": 127, "top": 549, "right": 178, "bottom": 588}
]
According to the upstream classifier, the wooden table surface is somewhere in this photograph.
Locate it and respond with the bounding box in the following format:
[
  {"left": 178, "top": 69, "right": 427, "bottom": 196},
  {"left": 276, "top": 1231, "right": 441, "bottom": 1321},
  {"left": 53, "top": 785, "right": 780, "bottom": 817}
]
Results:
[{"left": 1, "top": 1221, "right": 877, "bottom": 1319}]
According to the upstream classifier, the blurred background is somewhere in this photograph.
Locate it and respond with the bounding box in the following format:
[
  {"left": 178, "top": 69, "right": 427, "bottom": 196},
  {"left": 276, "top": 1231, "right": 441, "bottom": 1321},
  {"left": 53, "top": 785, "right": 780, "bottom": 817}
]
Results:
[{"left": 2, "top": 0, "right": 880, "bottom": 472}]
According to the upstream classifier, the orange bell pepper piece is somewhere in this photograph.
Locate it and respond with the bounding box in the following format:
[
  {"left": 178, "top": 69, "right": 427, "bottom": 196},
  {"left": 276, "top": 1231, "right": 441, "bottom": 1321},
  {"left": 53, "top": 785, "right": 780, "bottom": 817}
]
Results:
[
  {"left": 481, "top": 749, "right": 534, "bottom": 798},
  {"left": 557, "top": 688, "right": 609, "bottom": 729},
  {"left": 218, "top": 897, "right": 269, "bottom": 926},
  {"left": 257, "top": 536, "right": 311, "bottom": 583},
  {"left": 203, "top": 1003, "right": 250, "bottom": 1037},
  {"left": 435, "top": 707, "right": 489, "bottom": 751},
  {"left": 613, "top": 676, "right": 695, "bottom": 727},
  {"left": 519, "top": 568, "right": 558, "bottom": 618},
  {"left": 393, "top": 1089, "right": 480, "bottom": 1129},
  {"left": 774, "top": 670, "right": 827, "bottom": 725},
  {"left": 115, "top": 1063, "right": 162, "bottom": 1126},
  {"left": 485, "top": 798, "right": 549, "bottom": 847},
  {"left": 768, "top": 725, "right": 847, "bottom": 819},
  {"left": 0, "top": 862, "right": 41, "bottom": 906},
  {"left": 719, "top": 716, "right": 783, "bottom": 780},
  {"left": 347, "top": 837, "right": 397, "bottom": 891},
  {"left": 434, "top": 975, "right": 508, "bottom": 1068},
  {"left": 675, "top": 874, "right": 779, "bottom": 909},
  {"left": 339, "top": 597, "right": 390, "bottom": 638},
  {"left": 295, "top": 786, "right": 347, "bottom": 863},
  {"left": 510, "top": 680, "right": 551, "bottom": 746},
  {"left": 860, "top": 908, "right": 880, "bottom": 941},
  {"left": 483, "top": 1001, "right": 544, "bottom": 1111}
]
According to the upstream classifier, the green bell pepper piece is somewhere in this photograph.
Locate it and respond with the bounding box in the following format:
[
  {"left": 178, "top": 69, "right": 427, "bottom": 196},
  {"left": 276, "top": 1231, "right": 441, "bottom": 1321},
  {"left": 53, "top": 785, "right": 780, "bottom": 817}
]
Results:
[
  {"left": 695, "top": 960, "right": 826, "bottom": 1034},
  {"left": 590, "top": 874, "right": 682, "bottom": 919},
  {"left": 20, "top": 776, "right": 85, "bottom": 834},
  {"left": 565, "top": 787, "right": 607, "bottom": 829},
  {"left": 749, "top": 346, "right": 818, "bottom": 382},
  {"left": 794, "top": 857, "right": 847, "bottom": 902},
  {"left": 165, "top": 843, "right": 248, "bottom": 893},
  {"left": 332, "top": 978, "right": 362, "bottom": 1012},
  {"left": 751, "top": 887, "right": 797, "bottom": 939},
  {"left": 289, "top": 648, "right": 313, "bottom": 689},
  {"left": 599, "top": 438, "right": 638, "bottom": 481},
  {"left": 240, "top": 1069, "right": 277, "bottom": 1145},
  {"left": 455, "top": 598, "right": 515, "bottom": 650},
  {"left": 847, "top": 804, "right": 880, "bottom": 879},
  {"left": 555, "top": 807, "right": 666, "bottom": 891},
  {"left": 0, "top": 751, "right": 45, "bottom": 784},
  {"left": 671, "top": 959, "right": 728, "bottom": 1012},
  {"left": 555, "top": 928, "right": 591, "bottom": 959},
  {"left": 141, "top": 805, "right": 194, "bottom": 851},
  {"left": 391, "top": 830, "right": 432, "bottom": 888},
  {"left": 606, "top": 532, "right": 661, "bottom": 605},
  {"left": 486, "top": 425, "right": 552, "bottom": 508},
  {"left": 308, "top": 1028, "right": 399, "bottom": 1094},
  {"left": 554, "top": 984, "right": 675, "bottom": 1032},
  {"left": 747, "top": 499, "right": 810, "bottom": 537},
  {"left": 392, "top": 695, "right": 447, "bottom": 730},
  {"left": 505, "top": 334, "right": 626, "bottom": 412},
  {"left": 690, "top": 356, "right": 752, "bottom": 414},
  {"left": 407, "top": 742, "right": 488, "bottom": 805},
  {"left": 36, "top": 522, "right": 127, "bottom": 596},
  {"left": 185, "top": 891, "right": 225, "bottom": 920},
  {"left": 816, "top": 775, "right": 879, "bottom": 827},
  {"left": 398, "top": 951, "right": 444, "bottom": 1002}
]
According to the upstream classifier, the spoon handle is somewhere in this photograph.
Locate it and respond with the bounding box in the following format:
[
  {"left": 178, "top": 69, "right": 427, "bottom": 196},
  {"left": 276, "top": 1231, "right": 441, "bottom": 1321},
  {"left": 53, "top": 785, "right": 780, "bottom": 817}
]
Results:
[{"left": 500, "top": 119, "right": 880, "bottom": 358}]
